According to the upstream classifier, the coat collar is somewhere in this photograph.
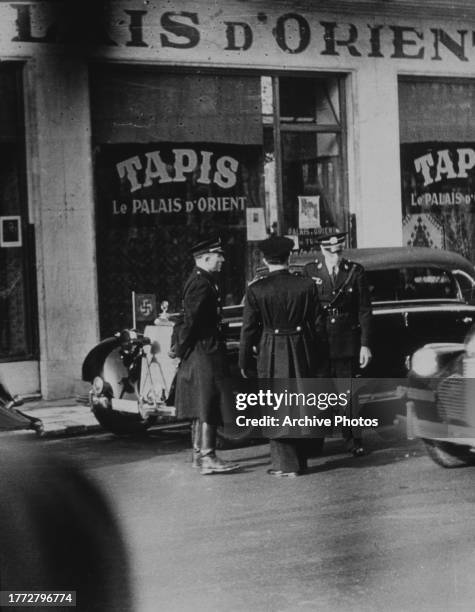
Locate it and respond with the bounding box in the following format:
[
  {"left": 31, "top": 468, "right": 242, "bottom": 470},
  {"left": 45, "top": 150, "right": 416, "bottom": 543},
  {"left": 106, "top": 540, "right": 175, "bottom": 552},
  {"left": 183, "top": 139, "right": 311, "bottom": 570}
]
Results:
[
  {"left": 194, "top": 266, "right": 215, "bottom": 281},
  {"left": 314, "top": 254, "right": 350, "bottom": 272},
  {"left": 313, "top": 255, "right": 350, "bottom": 287},
  {"left": 266, "top": 268, "right": 291, "bottom": 277}
]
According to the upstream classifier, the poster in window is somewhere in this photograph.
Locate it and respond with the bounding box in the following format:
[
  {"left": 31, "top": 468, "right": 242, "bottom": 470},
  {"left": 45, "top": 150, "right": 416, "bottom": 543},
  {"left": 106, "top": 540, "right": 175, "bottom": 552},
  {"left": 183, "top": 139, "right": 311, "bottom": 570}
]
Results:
[
  {"left": 0, "top": 216, "right": 22, "bottom": 248},
  {"left": 298, "top": 195, "right": 320, "bottom": 229},
  {"left": 246, "top": 207, "right": 267, "bottom": 241}
]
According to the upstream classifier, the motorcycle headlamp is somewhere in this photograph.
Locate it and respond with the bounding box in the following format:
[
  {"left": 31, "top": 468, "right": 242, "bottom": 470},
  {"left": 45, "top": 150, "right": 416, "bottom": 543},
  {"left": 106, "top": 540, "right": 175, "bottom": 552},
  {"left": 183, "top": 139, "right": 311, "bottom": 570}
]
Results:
[
  {"left": 92, "top": 376, "right": 104, "bottom": 394},
  {"left": 118, "top": 329, "right": 138, "bottom": 348},
  {"left": 411, "top": 347, "right": 439, "bottom": 377}
]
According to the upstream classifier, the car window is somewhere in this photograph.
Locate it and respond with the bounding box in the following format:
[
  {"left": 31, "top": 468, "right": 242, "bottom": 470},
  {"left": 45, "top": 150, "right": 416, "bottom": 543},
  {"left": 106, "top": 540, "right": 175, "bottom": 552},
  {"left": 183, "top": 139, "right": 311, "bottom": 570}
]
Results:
[
  {"left": 453, "top": 270, "right": 475, "bottom": 303},
  {"left": 367, "top": 267, "right": 457, "bottom": 301}
]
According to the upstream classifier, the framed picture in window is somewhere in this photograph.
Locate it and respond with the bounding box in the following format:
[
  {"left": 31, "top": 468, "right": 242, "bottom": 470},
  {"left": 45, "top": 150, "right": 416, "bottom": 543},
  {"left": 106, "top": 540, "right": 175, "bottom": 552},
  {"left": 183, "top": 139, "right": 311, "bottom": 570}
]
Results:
[{"left": 0, "top": 216, "right": 22, "bottom": 247}]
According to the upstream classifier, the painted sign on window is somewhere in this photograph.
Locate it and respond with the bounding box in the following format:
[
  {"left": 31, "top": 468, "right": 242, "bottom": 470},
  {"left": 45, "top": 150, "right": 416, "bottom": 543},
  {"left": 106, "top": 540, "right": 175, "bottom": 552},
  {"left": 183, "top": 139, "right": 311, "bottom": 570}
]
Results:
[
  {"left": 402, "top": 142, "right": 475, "bottom": 210},
  {"left": 401, "top": 142, "right": 475, "bottom": 258},
  {"left": 94, "top": 142, "right": 263, "bottom": 337},
  {"left": 96, "top": 143, "right": 261, "bottom": 228}
]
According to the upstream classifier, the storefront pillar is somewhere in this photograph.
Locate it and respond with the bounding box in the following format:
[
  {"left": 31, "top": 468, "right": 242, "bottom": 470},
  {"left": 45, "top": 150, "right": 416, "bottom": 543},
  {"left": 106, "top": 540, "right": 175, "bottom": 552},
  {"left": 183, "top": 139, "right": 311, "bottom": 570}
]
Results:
[
  {"left": 353, "top": 63, "right": 403, "bottom": 247},
  {"left": 28, "top": 56, "right": 98, "bottom": 399}
]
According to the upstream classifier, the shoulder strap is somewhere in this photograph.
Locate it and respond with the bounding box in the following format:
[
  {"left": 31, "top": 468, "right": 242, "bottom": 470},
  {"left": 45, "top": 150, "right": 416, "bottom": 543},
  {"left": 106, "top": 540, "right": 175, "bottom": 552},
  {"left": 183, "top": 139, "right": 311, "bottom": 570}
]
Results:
[{"left": 327, "top": 263, "right": 357, "bottom": 308}]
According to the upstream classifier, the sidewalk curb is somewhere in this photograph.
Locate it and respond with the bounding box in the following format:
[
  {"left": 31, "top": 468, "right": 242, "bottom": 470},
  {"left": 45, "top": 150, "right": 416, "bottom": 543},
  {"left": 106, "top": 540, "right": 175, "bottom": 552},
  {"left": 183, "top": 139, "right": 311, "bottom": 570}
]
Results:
[
  {"left": 37, "top": 421, "right": 104, "bottom": 438},
  {"left": 20, "top": 402, "right": 105, "bottom": 439}
]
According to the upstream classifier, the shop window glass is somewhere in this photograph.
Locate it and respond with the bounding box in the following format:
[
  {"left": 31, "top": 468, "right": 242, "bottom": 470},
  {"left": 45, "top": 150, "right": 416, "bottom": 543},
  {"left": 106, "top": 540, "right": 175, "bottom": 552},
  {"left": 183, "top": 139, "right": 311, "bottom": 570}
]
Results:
[
  {"left": 400, "top": 77, "right": 475, "bottom": 262},
  {"left": 281, "top": 132, "right": 343, "bottom": 232},
  {"left": 90, "top": 67, "right": 264, "bottom": 337},
  {"left": 279, "top": 76, "right": 340, "bottom": 125},
  {"left": 0, "top": 64, "right": 36, "bottom": 360},
  {"left": 91, "top": 71, "right": 262, "bottom": 145},
  {"left": 90, "top": 68, "right": 348, "bottom": 337},
  {"left": 277, "top": 75, "right": 347, "bottom": 251}
]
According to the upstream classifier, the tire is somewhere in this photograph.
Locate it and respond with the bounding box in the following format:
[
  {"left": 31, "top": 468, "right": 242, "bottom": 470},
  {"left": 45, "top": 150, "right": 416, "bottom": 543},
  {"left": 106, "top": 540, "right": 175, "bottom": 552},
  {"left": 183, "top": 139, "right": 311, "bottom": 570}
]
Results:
[
  {"left": 423, "top": 439, "right": 475, "bottom": 468},
  {"left": 92, "top": 406, "right": 152, "bottom": 437}
]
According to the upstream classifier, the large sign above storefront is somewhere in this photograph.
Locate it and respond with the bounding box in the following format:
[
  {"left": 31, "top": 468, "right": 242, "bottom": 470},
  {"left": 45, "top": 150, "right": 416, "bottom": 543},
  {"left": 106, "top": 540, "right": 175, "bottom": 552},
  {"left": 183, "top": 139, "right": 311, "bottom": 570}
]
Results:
[{"left": 1, "top": 2, "right": 475, "bottom": 67}]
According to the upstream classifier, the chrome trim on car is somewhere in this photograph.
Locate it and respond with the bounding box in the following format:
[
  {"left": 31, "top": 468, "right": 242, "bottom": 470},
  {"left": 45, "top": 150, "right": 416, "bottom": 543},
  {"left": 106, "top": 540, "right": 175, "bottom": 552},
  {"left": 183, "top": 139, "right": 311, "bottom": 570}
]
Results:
[{"left": 373, "top": 304, "right": 475, "bottom": 315}]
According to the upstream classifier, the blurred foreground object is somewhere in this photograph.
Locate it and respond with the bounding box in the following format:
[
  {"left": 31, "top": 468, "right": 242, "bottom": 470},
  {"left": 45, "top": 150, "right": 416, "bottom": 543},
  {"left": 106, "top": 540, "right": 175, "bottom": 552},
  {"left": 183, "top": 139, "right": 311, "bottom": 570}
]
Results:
[{"left": 0, "top": 443, "right": 132, "bottom": 611}]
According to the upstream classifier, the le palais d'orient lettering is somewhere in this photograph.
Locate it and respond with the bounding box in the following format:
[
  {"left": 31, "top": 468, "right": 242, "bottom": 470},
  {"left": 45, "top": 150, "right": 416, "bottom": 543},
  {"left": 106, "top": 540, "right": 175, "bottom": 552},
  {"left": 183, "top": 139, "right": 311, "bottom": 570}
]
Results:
[{"left": 2, "top": 2, "right": 475, "bottom": 64}]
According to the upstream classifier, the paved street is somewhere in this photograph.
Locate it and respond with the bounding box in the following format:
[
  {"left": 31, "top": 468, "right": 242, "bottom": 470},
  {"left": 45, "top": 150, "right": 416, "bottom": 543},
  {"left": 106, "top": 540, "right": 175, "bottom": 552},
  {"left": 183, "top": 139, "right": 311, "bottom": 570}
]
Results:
[{"left": 13, "top": 427, "right": 475, "bottom": 612}]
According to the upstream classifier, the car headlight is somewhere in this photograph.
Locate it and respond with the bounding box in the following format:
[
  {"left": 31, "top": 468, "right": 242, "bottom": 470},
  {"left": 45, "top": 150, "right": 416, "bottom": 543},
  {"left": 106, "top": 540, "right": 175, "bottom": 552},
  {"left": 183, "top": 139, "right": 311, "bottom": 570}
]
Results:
[
  {"left": 465, "top": 330, "right": 475, "bottom": 357},
  {"left": 411, "top": 347, "right": 439, "bottom": 377}
]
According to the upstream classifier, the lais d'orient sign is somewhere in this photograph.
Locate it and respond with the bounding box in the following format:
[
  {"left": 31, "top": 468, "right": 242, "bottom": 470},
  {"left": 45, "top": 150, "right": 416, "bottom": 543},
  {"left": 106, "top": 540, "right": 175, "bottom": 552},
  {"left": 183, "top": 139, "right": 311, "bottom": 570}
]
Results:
[{"left": 2, "top": 1, "right": 475, "bottom": 66}]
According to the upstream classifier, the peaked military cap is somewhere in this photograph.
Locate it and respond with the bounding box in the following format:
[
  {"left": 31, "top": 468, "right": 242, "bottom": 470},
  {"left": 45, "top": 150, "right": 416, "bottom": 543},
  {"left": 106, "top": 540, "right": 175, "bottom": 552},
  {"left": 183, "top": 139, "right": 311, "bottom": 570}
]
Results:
[
  {"left": 316, "top": 230, "right": 347, "bottom": 248},
  {"left": 190, "top": 237, "right": 224, "bottom": 257},
  {"left": 258, "top": 235, "right": 295, "bottom": 259}
]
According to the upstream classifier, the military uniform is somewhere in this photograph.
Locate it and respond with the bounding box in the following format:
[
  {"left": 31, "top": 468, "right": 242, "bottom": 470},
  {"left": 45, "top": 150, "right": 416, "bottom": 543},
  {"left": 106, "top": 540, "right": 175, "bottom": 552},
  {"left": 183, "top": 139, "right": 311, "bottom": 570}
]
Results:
[
  {"left": 239, "top": 269, "right": 324, "bottom": 379},
  {"left": 239, "top": 236, "right": 326, "bottom": 476},
  {"left": 303, "top": 254, "right": 372, "bottom": 362},
  {"left": 303, "top": 251, "right": 372, "bottom": 446},
  {"left": 175, "top": 266, "right": 229, "bottom": 424},
  {"left": 174, "top": 237, "right": 239, "bottom": 475}
]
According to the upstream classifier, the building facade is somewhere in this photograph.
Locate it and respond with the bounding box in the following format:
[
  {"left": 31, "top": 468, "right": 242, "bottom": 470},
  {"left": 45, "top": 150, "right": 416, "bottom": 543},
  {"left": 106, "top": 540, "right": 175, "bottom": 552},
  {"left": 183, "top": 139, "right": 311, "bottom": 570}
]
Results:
[{"left": 1, "top": 0, "right": 475, "bottom": 398}]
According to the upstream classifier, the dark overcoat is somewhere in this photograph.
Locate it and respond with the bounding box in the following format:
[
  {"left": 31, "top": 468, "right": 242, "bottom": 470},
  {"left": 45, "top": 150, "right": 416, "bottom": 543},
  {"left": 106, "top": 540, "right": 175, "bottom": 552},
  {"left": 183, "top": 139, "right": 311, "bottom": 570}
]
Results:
[
  {"left": 239, "top": 269, "right": 324, "bottom": 378},
  {"left": 303, "top": 255, "right": 372, "bottom": 360},
  {"left": 239, "top": 269, "right": 328, "bottom": 439},
  {"left": 175, "top": 267, "right": 230, "bottom": 424}
]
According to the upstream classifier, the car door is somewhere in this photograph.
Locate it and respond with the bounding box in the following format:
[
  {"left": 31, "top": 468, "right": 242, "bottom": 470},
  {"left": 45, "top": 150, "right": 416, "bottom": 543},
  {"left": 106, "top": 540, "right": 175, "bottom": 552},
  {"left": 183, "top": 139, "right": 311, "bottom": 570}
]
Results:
[{"left": 402, "top": 267, "right": 475, "bottom": 358}]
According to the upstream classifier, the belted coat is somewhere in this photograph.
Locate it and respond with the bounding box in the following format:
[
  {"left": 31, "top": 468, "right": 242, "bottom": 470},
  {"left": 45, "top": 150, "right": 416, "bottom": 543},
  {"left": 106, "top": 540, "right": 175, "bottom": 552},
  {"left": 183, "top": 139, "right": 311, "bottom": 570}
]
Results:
[
  {"left": 303, "top": 255, "right": 372, "bottom": 360},
  {"left": 239, "top": 269, "right": 325, "bottom": 378},
  {"left": 174, "top": 267, "right": 230, "bottom": 424}
]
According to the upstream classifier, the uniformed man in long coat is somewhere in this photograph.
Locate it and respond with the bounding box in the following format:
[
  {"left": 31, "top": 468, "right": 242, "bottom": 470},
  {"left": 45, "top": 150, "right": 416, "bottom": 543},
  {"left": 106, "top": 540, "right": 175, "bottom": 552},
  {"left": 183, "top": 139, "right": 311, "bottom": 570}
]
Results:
[
  {"left": 239, "top": 236, "right": 326, "bottom": 477},
  {"left": 303, "top": 231, "right": 372, "bottom": 455},
  {"left": 174, "top": 238, "right": 239, "bottom": 475}
]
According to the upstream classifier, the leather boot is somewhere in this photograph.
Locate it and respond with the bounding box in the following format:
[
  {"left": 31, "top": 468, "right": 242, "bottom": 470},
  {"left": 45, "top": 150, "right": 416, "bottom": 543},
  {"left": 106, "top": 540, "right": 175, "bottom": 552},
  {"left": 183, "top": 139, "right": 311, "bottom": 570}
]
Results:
[
  {"left": 191, "top": 419, "right": 201, "bottom": 468},
  {"left": 200, "top": 422, "right": 239, "bottom": 475},
  {"left": 200, "top": 452, "right": 240, "bottom": 475}
]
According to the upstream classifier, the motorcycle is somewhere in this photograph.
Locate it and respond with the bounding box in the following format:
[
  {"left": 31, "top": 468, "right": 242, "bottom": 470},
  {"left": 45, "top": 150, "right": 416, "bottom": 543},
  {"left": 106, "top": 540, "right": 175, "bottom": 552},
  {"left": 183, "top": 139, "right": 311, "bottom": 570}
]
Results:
[
  {"left": 81, "top": 305, "right": 252, "bottom": 444},
  {"left": 82, "top": 308, "right": 180, "bottom": 435}
]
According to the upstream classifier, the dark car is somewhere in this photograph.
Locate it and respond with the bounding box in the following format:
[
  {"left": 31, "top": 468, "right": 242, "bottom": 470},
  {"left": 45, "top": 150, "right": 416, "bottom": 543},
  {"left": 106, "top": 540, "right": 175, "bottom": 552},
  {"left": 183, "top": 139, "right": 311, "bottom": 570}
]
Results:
[
  {"left": 293, "top": 247, "right": 474, "bottom": 377},
  {"left": 83, "top": 246, "right": 475, "bottom": 435}
]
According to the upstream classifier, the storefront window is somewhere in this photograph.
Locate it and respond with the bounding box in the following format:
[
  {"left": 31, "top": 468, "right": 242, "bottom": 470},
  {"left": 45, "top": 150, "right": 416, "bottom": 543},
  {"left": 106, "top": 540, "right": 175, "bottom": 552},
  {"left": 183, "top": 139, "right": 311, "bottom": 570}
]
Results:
[
  {"left": 90, "top": 68, "right": 349, "bottom": 336},
  {"left": 276, "top": 75, "right": 348, "bottom": 251},
  {"left": 399, "top": 77, "right": 475, "bottom": 261},
  {"left": 90, "top": 67, "right": 264, "bottom": 337},
  {"left": 0, "top": 64, "right": 37, "bottom": 360}
]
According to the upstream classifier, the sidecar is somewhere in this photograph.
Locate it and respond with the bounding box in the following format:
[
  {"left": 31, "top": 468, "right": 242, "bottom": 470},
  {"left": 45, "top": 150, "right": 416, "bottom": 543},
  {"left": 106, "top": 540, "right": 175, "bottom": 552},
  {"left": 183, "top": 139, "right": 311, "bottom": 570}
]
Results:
[
  {"left": 82, "top": 313, "right": 183, "bottom": 435},
  {"left": 81, "top": 308, "right": 246, "bottom": 440}
]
